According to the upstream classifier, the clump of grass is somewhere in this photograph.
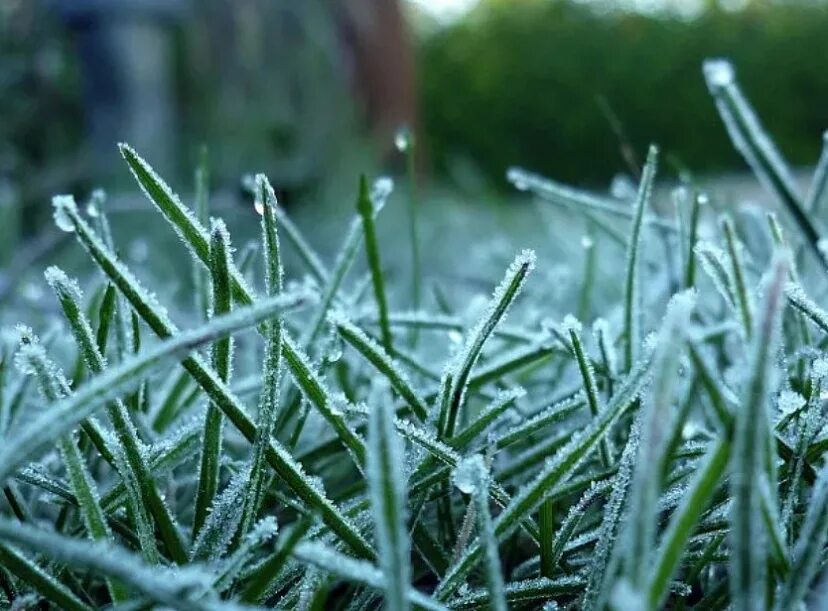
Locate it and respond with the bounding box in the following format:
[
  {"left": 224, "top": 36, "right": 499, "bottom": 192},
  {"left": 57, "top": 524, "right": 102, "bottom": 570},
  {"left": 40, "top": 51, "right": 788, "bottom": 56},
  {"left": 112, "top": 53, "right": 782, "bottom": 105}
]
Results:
[{"left": 3, "top": 57, "right": 828, "bottom": 611}]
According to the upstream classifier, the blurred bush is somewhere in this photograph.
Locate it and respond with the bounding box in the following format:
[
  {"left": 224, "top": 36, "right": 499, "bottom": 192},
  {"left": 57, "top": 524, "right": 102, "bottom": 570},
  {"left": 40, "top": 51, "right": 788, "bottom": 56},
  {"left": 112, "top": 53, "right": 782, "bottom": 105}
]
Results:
[{"left": 419, "top": 0, "right": 828, "bottom": 187}]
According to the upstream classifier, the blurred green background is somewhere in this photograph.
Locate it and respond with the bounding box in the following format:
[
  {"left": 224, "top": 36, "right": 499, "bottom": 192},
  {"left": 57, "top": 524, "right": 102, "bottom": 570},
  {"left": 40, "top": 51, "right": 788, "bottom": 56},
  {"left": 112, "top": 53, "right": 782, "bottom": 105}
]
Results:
[
  {"left": 1, "top": 0, "right": 827, "bottom": 238},
  {"left": 2, "top": 0, "right": 827, "bottom": 327},
  {"left": 3, "top": 0, "right": 828, "bottom": 193}
]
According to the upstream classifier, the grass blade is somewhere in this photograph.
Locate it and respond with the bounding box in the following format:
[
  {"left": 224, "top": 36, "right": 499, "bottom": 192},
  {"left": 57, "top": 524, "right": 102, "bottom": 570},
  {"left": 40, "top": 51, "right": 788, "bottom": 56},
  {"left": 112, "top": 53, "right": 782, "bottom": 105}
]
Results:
[
  {"left": 357, "top": 174, "right": 393, "bottom": 354},
  {"left": 730, "top": 254, "right": 788, "bottom": 611},
  {"left": 440, "top": 249, "right": 535, "bottom": 439},
  {"left": 703, "top": 59, "right": 828, "bottom": 268},
  {"left": 193, "top": 219, "right": 234, "bottom": 537},
  {"left": 368, "top": 386, "right": 411, "bottom": 611},
  {"left": 623, "top": 145, "right": 658, "bottom": 371}
]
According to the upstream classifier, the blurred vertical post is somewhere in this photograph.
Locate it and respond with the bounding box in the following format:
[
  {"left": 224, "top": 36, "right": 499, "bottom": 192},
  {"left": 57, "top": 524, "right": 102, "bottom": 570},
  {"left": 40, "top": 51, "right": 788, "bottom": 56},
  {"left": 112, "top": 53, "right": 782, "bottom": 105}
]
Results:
[
  {"left": 340, "top": 0, "right": 418, "bottom": 154},
  {"left": 56, "top": 0, "right": 187, "bottom": 179}
]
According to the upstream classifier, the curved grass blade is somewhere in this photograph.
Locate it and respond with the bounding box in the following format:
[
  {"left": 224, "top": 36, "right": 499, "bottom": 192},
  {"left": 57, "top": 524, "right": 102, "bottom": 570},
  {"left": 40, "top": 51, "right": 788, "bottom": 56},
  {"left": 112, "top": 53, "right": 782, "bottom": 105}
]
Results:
[
  {"left": 292, "top": 541, "right": 446, "bottom": 611},
  {"left": 720, "top": 217, "right": 753, "bottom": 338},
  {"left": 193, "top": 219, "right": 234, "bottom": 537},
  {"left": 331, "top": 315, "right": 428, "bottom": 422},
  {"left": 357, "top": 174, "right": 393, "bottom": 354},
  {"left": 51, "top": 195, "right": 372, "bottom": 559},
  {"left": 703, "top": 59, "right": 828, "bottom": 268},
  {"left": 368, "top": 389, "right": 411, "bottom": 611},
  {"left": 436, "top": 349, "right": 652, "bottom": 601},
  {"left": 730, "top": 255, "right": 788, "bottom": 611},
  {"left": 623, "top": 144, "right": 658, "bottom": 371},
  {"left": 0, "top": 289, "right": 310, "bottom": 485},
  {"left": 775, "top": 464, "right": 828, "bottom": 611},
  {"left": 0, "top": 543, "right": 92, "bottom": 611},
  {"left": 0, "top": 518, "right": 224, "bottom": 611},
  {"left": 441, "top": 249, "right": 535, "bottom": 439},
  {"left": 239, "top": 174, "right": 284, "bottom": 538},
  {"left": 453, "top": 456, "right": 506, "bottom": 611},
  {"left": 622, "top": 290, "right": 695, "bottom": 590}
]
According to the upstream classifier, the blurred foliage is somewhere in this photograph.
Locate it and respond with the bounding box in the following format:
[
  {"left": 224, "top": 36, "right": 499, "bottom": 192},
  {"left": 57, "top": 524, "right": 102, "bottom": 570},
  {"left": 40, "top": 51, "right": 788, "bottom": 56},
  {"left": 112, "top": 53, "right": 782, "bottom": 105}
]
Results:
[
  {"left": 419, "top": 0, "right": 828, "bottom": 187},
  {"left": 0, "top": 1, "right": 83, "bottom": 208}
]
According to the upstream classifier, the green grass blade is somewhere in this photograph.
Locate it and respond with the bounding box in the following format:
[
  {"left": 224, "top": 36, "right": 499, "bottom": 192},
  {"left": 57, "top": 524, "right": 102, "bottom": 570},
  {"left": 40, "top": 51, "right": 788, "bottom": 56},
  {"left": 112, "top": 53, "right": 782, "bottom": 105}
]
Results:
[
  {"left": 730, "top": 254, "right": 788, "bottom": 611},
  {"left": 622, "top": 290, "right": 696, "bottom": 590},
  {"left": 292, "top": 541, "right": 446, "bottom": 611},
  {"left": 0, "top": 543, "right": 92, "bottom": 611},
  {"left": 564, "top": 315, "right": 611, "bottom": 467},
  {"left": 720, "top": 217, "right": 753, "bottom": 339},
  {"left": 332, "top": 315, "right": 429, "bottom": 421},
  {"left": 368, "top": 386, "right": 411, "bottom": 611},
  {"left": 0, "top": 292, "right": 309, "bottom": 484},
  {"left": 0, "top": 518, "right": 220, "bottom": 611},
  {"left": 51, "top": 196, "right": 372, "bottom": 559},
  {"left": 357, "top": 174, "right": 393, "bottom": 354},
  {"left": 703, "top": 59, "right": 828, "bottom": 269},
  {"left": 238, "top": 174, "right": 284, "bottom": 537},
  {"left": 805, "top": 131, "right": 828, "bottom": 214},
  {"left": 436, "top": 349, "right": 652, "bottom": 601},
  {"left": 441, "top": 249, "right": 535, "bottom": 439},
  {"left": 453, "top": 455, "right": 507, "bottom": 611},
  {"left": 192, "top": 219, "right": 234, "bottom": 537},
  {"left": 775, "top": 465, "right": 828, "bottom": 611},
  {"left": 623, "top": 145, "right": 658, "bottom": 371}
]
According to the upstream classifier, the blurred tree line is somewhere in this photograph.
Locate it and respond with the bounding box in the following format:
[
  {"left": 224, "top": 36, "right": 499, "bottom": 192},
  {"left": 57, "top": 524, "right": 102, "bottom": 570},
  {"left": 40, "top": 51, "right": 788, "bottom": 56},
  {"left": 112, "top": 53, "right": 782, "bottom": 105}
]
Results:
[{"left": 419, "top": 0, "right": 828, "bottom": 187}]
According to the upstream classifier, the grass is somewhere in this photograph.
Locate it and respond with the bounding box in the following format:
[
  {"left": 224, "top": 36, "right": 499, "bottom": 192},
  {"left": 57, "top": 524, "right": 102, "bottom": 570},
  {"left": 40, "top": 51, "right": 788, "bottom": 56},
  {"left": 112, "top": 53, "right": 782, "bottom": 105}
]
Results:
[{"left": 2, "top": 57, "right": 828, "bottom": 610}]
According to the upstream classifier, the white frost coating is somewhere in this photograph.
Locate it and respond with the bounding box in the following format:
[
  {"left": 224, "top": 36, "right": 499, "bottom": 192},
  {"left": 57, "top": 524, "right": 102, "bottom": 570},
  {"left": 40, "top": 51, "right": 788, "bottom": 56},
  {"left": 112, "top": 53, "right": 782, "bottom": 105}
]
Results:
[
  {"left": 453, "top": 454, "right": 487, "bottom": 495},
  {"left": 560, "top": 314, "right": 583, "bottom": 336},
  {"left": 610, "top": 579, "right": 647, "bottom": 611},
  {"left": 702, "top": 58, "right": 735, "bottom": 89},
  {"left": 367, "top": 393, "right": 411, "bottom": 611},
  {"left": 293, "top": 541, "right": 447, "bottom": 611},
  {"left": 44, "top": 266, "right": 82, "bottom": 303},
  {"left": 191, "top": 465, "right": 249, "bottom": 561},
  {"left": 778, "top": 390, "right": 806, "bottom": 417},
  {"left": 610, "top": 174, "right": 637, "bottom": 200},
  {"left": 371, "top": 176, "right": 394, "bottom": 212},
  {"left": 52, "top": 194, "right": 78, "bottom": 232},
  {"left": 695, "top": 241, "right": 735, "bottom": 306},
  {"left": 813, "top": 358, "right": 828, "bottom": 380},
  {"left": 786, "top": 282, "right": 828, "bottom": 331},
  {"left": 506, "top": 167, "right": 530, "bottom": 191},
  {"left": 702, "top": 58, "right": 801, "bottom": 206}
]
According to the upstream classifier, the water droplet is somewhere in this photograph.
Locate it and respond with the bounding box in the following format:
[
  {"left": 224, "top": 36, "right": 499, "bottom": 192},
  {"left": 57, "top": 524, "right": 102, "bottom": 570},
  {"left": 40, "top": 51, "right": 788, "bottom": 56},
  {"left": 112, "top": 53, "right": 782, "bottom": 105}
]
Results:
[
  {"left": 453, "top": 454, "right": 486, "bottom": 494},
  {"left": 394, "top": 126, "right": 411, "bottom": 152},
  {"left": 52, "top": 195, "right": 77, "bottom": 232},
  {"left": 254, "top": 199, "right": 264, "bottom": 216},
  {"left": 448, "top": 329, "right": 463, "bottom": 344},
  {"left": 610, "top": 174, "right": 637, "bottom": 199},
  {"left": 507, "top": 168, "right": 530, "bottom": 191},
  {"left": 581, "top": 235, "right": 594, "bottom": 249}
]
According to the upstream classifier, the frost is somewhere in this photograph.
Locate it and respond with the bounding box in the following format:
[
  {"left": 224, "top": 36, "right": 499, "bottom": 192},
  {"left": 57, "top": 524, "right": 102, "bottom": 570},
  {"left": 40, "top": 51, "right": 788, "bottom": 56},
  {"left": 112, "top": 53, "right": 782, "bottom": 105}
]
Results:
[
  {"left": 453, "top": 454, "right": 487, "bottom": 495},
  {"left": 85, "top": 189, "right": 105, "bottom": 218},
  {"left": 702, "top": 58, "right": 801, "bottom": 214},
  {"left": 371, "top": 176, "right": 394, "bottom": 211},
  {"left": 702, "top": 58, "right": 735, "bottom": 89},
  {"left": 506, "top": 167, "right": 530, "bottom": 191},
  {"left": 610, "top": 174, "right": 637, "bottom": 200},
  {"left": 778, "top": 390, "right": 806, "bottom": 417},
  {"left": 560, "top": 314, "right": 583, "bottom": 336},
  {"left": 52, "top": 194, "right": 78, "bottom": 232}
]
